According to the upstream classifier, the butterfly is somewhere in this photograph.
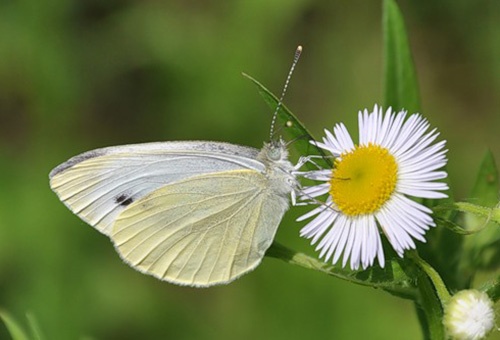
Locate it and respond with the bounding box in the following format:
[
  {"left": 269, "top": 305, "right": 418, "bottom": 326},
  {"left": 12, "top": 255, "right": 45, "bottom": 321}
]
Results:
[{"left": 49, "top": 46, "right": 303, "bottom": 287}]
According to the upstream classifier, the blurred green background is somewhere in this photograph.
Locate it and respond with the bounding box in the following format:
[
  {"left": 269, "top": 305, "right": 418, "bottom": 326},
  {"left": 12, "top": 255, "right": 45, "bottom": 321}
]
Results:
[{"left": 1, "top": 0, "right": 499, "bottom": 339}]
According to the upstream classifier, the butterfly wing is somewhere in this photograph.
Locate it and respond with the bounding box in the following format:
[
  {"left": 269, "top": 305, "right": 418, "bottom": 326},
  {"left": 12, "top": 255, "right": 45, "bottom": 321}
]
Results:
[
  {"left": 49, "top": 141, "right": 264, "bottom": 235},
  {"left": 111, "top": 169, "right": 290, "bottom": 287}
]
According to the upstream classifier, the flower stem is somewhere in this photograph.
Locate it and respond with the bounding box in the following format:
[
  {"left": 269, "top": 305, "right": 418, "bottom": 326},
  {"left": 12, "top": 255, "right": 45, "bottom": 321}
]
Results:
[
  {"left": 408, "top": 251, "right": 451, "bottom": 304},
  {"left": 416, "top": 273, "right": 445, "bottom": 340},
  {"left": 405, "top": 252, "right": 450, "bottom": 339},
  {"left": 267, "top": 242, "right": 417, "bottom": 299}
]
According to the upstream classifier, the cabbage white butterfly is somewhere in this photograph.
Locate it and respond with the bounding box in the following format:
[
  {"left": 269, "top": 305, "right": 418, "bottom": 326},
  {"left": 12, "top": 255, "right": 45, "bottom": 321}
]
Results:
[{"left": 49, "top": 46, "right": 302, "bottom": 287}]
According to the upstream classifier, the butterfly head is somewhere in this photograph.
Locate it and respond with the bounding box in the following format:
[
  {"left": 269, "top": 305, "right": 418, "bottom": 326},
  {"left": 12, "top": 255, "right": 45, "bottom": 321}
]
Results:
[
  {"left": 259, "top": 138, "right": 289, "bottom": 164},
  {"left": 258, "top": 138, "right": 297, "bottom": 199}
]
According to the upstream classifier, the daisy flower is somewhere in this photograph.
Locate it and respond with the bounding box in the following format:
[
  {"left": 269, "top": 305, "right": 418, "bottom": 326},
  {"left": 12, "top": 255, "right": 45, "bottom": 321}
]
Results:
[
  {"left": 443, "top": 290, "right": 496, "bottom": 340},
  {"left": 298, "top": 105, "right": 448, "bottom": 270}
]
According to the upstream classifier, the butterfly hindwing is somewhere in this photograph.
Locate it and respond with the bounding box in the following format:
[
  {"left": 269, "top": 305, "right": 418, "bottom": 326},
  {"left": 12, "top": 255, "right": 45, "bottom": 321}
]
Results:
[{"left": 111, "top": 169, "right": 289, "bottom": 287}]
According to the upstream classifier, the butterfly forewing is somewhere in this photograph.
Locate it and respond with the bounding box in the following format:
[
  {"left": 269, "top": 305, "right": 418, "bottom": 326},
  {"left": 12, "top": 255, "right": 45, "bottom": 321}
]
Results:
[
  {"left": 111, "top": 169, "right": 289, "bottom": 287},
  {"left": 49, "top": 141, "right": 264, "bottom": 236}
]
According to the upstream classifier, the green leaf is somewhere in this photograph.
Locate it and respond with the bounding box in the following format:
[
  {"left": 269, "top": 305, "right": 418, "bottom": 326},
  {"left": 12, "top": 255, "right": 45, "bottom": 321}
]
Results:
[
  {"left": 0, "top": 310, "right": 30, "bottom": 340},
  {"left": 243, "top": 72, "right": 331, "bottom": 169},
  {"left": 26, "top": 313, "right": 44, "bottom": 340},
  {"left": 434, "top": 214, "right": 489, "bottom": 235},
  {"left": 267, "top": 242, "right": 417, "bottom": 300},
  {"left": 433, "top": 202, "right": 500, "bottom": 226},
  {"left": 382, "top": 0, "right": 420, "bottom": 113},
  {"left": 469, "top": 150, "right": 499, "bottom": 206}
]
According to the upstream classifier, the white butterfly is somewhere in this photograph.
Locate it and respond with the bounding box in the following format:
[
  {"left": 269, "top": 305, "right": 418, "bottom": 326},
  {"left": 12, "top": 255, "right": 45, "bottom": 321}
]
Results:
[
  {"left": 49, "top": 46, "right": 304, "bottom": 287},
  {"left": 49, "top": 139, "right": 298, "bottom": 287}
]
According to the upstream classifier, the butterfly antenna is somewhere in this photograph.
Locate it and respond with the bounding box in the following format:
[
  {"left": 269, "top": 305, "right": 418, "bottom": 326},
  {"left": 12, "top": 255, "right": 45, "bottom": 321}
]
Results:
[{"left": 270, "top": 45, "right": 303, "bottom": 140}]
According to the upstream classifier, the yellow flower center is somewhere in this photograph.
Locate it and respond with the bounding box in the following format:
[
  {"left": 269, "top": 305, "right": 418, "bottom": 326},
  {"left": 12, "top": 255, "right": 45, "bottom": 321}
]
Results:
[{"left": 330, "top": 144, "right": 398, "bottom": 216}]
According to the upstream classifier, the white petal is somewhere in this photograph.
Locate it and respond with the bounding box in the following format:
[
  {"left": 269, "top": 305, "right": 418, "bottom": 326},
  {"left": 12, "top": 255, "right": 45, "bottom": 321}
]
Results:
[
  {"left": 382, "top": 110, "right": 407, "bottom": 150},
  {"left": 370, "top": 220, "right": 385, "bottom": 268},
  {"left": 365, "top": 109, "right": 378, "bottom": 144},
  {"left": 341, "top": 219, "right": 357, "bottom": 268},
  {"left": 376, "top": 205, "right": 410, "bottom": 255},
  {"left": 398, "top": 188, "right": 449, "bottom": 199},
  {"left": 399, "top": 170, "right": 448, "bottom": 182},
  {"left": 360, "top": 216, "right": 370, "bottom": 268},
  {"left": 376, "top": 194, "right": 436, "bottom": 256},
  {"left": 350, "top": 218, "right": 364, "bottom": 269},
  {"left": 399, "top": 142, "right": 447, "bottom": 169},
  {"left": 323, "top": 128, "right": 344, "bottom": 154},
  {"left": 333, "top": 123, "right": 355, "bottom": 152},
  {"left": 397, "top": 130, "right": 440, "bottom": 161},
  {"left": 390, "top": 115, "right": 428, "bottom": 156},
  {"left": 302, "top": 170, "right": 332, "bottom": 181},
  {"left": 331, "top": 215, "right": 351, "bottom": 264},
  {"left": 300, "top": 209, "right": 335, "bottom": 239},
  {"left": 355, "top": 215, "right": 380, "bottom": 270},
  {"left": 318, "top": 215, "right": 346, "bottom": 261},
  {"left": 400, "top": 159, "right": 448, "bottom": 176},
  {"left": 300, "top": 183, "right": 330, "bottom": 199},
  {"left": 297, "top": 204, "right": 327, "bottom": 222},
  {"left": 377, "top": 108, "right": 395, "bottom": 147},
  {"left": 375, "top": 216, "right": 402, "bottom": 255},
  {"left": 311, "top": 212, "right": 338, "bottom": 245},
  {"left": 398, "top": 181, "right": 449, "bottom": 191},
  {"left": 310, "top": 141, "right": 335, "bottom": 154},
  {"left": 358, "top": 109, "right": 369, "bottom": 145}
]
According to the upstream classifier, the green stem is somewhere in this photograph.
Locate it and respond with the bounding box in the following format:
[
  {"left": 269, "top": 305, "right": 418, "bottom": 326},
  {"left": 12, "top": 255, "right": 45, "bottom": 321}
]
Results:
[
  {"left": 267, "top": 242, "right": 417, "bottom": 299},
  {"left": 413, "top": 302, "right": 431, "bottom": 340},
  {"left": 406, "top": 252, "right": 449, "bottom": 339},
  {"left": 416, "top": 273, "right": 445, "bottom": 339},
  {"left": 408, "top": 251, "right": 451, "bottom": 305}
]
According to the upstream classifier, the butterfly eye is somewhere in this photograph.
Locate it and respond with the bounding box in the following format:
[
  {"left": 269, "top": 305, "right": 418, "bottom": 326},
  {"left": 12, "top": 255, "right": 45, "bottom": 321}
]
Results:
[{"left": 268, "top": 147, "right": 282, "bottom": 161}]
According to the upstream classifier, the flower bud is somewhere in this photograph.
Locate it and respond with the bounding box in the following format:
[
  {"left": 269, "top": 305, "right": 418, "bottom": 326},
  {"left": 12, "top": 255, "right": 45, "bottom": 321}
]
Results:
[{"left": 443, "top": 289, "right": 495, "bottom": 340}]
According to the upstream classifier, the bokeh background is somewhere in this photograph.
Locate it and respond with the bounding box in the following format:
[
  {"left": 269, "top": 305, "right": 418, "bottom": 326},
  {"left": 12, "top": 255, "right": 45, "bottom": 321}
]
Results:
[{"left": 1, "top": 0, "right": 499, "bottom": 339}]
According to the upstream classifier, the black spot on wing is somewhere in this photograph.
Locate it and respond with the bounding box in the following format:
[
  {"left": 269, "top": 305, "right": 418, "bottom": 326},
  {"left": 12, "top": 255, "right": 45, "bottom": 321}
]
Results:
[{"left": 115, "top": 194, "right": 134, "bottom": 206}]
